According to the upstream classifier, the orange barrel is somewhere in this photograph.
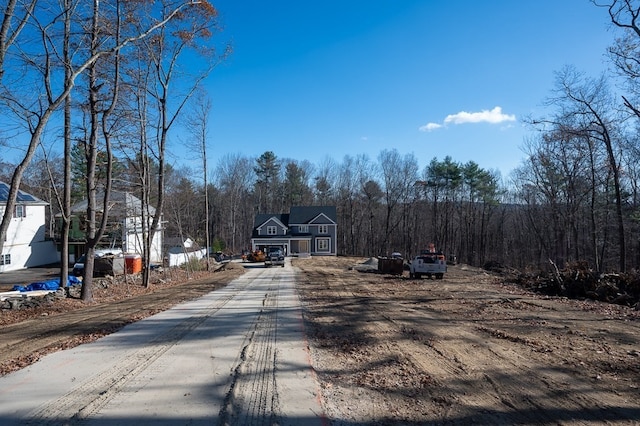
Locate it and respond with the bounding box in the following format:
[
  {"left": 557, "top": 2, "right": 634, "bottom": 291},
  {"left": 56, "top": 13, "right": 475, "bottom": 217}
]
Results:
[{"left": 125, "top": 254, "right": 142, "bottom": 274}]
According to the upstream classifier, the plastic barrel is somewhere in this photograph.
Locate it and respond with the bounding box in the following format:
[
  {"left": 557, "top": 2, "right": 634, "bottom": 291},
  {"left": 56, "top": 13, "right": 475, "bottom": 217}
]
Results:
[{"left": 125, "top": 254, "right": 142, "bottom": 274}]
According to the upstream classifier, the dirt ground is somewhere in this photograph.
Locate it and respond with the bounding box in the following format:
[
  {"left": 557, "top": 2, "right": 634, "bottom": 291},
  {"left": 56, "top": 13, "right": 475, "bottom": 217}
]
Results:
[
  {"left": 293, "top": 257, "right": 640, "bottom": 425},
  {"left": 2, "top": 257, "right": 640, "bottom": 424}
]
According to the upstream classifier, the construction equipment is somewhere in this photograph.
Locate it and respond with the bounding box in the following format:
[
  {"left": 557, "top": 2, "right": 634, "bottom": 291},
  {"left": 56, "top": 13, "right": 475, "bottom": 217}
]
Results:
[{"left": 245, "top": 249, "right": 265, "bottom": 263}]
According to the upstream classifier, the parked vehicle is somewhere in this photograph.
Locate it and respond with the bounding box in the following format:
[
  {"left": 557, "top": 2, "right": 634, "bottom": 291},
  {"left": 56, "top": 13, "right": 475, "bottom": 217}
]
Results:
[
  {"left": 212, "top": 251, "right": 230, "bottom": 262},
  {"left": 264, "top": 246, "right": 285, "bottom": 267},
  {"left": 408, "top": 249, "right": 446, "bottom": 279},
  {"left": 72, "top": 249, "right": 124, "bottom": 277}
]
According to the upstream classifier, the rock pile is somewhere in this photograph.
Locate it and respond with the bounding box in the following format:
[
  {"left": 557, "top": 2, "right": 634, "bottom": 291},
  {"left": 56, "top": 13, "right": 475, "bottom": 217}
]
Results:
[{"left": 0, "top": 288, "right": 69, "bottom": 310}]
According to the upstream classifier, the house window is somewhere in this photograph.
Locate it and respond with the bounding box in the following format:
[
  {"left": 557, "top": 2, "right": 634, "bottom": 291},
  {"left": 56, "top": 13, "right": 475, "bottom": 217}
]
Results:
[
  {"left": 317, "top": 238, "right": 330, "bottom": 252},
  {"left": 318, "top": 224, "right": 328, "bottom": 234},
  {"left": 14, "top": 205, "right": 26, "bottom": 218},
  {"left": 267, "top": 226, "right": 277, "bottom": 235},
  {"left": 298, "top": 225, "right": 308, "bottom": 233},
  {"left": 1, "top": 254, "right": 10, "bottom": 265}
]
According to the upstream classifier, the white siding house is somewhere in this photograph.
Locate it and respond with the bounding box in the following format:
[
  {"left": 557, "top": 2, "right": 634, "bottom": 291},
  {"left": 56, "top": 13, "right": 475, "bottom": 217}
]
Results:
[
  {"left": 0, "top": 182, "right": 58, "bottom": 272},
  {"left": 62, "top": 191, "right": 164, "bottom": 264}
]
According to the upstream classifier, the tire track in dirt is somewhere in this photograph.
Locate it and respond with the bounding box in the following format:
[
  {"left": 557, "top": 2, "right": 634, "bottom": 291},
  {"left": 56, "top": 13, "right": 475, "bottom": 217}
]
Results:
[
  {"left": 360, "top": 274, "right": 638, "bottom": 424},
  {"left": 219, "top": 269, "right": 283, "bottom": 425}
]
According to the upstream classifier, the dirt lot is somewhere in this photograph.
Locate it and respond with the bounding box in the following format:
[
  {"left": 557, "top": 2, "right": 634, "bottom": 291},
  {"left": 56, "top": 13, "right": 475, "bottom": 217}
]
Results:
[
  {"left": 2, "top": 257, "right": 640, "bottom": 424},
  {"left": 294, "top": 257, "right": 640, "bottom": 425}
]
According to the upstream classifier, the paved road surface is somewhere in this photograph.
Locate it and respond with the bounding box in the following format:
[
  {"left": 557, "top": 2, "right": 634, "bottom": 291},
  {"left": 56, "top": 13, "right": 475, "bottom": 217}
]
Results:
[{"left": 0, "top": 259, "right": 325, "bottom": 425}]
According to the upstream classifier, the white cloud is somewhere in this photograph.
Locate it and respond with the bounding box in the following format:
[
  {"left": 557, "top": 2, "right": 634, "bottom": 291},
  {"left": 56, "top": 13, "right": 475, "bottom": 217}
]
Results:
[
  {"left": 419, "top": 122, "right": 442, "bottom": 132},
  {"left": 444, "top": 106, "right": 515, "bottom": 125},
  {"left": 420, "top": 106, "right": 516, "bottom": 132}
]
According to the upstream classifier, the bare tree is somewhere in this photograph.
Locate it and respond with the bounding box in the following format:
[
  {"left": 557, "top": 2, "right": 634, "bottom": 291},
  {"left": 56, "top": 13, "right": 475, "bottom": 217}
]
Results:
[
  {"left": 0, "top": 0, "right": 36, "bottom": 80},
  {"left": 335, "top": 155, "right": 358, "bottom": 255},
  {"left": 377, "top": 149, "right": 418, "bottom": 256},
  {"left": 78, "top": 0, "right": 124, "bottom": 301},
  {"left": 547, "top": 67, "right": 625, "bottom": 271},
  {"left": 184, "top": 91, "right": 212, "bottom": 267},
  {"left": 58, "top": 0, "right": 75, "bottom": 294},
  {"left": 603, "top": 0, "right": 640, "bottom": 116},
  {"left": 215, "top": 153, "right": 253, "bottom": 252},
  {"left": 0, "top": 0, "right": 214, "bottom": 277},
  {"left": 124, "top": 0, "right": 226, "bottom": 287},
  {"left": 351, "top": 155, "right": 380, "bottom": 257},
  {"left": 514, "top": 133, "right": 595, "bottom": 269},
  {"left": 314, "top": 156, "right": 336, "bottom": 206}
]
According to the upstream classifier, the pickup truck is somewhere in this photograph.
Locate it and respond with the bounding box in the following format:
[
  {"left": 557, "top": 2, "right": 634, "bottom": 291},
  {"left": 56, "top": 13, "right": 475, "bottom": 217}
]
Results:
[
  {"left": 264, "top": 247, "right": 285, "bottom": 267},
  {"left": 408, "top": 252, "right": 446, "bottom": 279}
]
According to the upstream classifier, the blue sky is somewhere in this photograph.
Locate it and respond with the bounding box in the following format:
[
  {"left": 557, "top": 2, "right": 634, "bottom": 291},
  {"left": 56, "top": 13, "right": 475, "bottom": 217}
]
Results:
[{"left": 189, "top": 0, "right": 615, "bottom": 178}]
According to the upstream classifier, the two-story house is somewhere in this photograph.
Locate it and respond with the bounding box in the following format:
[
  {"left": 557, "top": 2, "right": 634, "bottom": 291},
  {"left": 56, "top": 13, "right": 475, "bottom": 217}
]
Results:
[
  {"left": 251, "top": 206, "right": 337, "bottom": 256},
  {"left": 0, "top": 181, "right": 58, "bottom": 272},
  {"left": 54, "top": 191, "right": 163, "bottom": 264}
]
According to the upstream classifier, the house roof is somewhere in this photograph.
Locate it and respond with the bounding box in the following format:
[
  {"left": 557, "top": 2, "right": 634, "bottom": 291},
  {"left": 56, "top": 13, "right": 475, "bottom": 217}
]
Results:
[
  {"left": 289, "top": 206, "right": 337, "bottom": 224},
  {"left": 254, "top": 206, "right": 337, "bottom": 228},
  {"left": 69, "top": 191, "right": 155, "bottom": 216},
  {"left": 253, "top": 213, "right": 289, "bottom": 229},
  {"left": 0, "top": 181, "right": 47, "bottom": 205}
]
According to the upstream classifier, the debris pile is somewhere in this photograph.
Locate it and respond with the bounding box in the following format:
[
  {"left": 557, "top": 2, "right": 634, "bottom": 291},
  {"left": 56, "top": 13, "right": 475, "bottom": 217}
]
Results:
[
  {"left": 505, "top": 261, "right": 640, "bottom": 309},
  {"left": 1, "top": 259, "right": 236, "bottom": 314},
  {"left": 0, "top": 275, "right": 82, "bottom": 311},
  {"left": 349, "top": 257, "right": 378, "bottom": 272},
  {"left": 0, "top": 288, "right": 68, "bottom": 310}
]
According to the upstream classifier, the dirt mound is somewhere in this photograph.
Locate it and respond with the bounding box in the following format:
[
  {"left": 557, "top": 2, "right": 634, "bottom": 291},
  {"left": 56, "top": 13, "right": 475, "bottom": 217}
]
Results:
[{"left": 348, "top": 257, "right": 378, "bottom": 272}]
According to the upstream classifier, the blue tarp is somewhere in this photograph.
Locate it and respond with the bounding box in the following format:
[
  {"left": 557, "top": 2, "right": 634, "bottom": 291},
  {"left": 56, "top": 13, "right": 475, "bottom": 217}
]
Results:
[{"left": 12, "top": 275, "right": 82, "bottom": 292}]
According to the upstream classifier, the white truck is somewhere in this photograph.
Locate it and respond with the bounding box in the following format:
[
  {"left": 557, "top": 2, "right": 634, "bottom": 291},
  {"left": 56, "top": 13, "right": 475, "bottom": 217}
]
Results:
[{"left": 408, "top": 251, "right": 447, "bottom": 279}]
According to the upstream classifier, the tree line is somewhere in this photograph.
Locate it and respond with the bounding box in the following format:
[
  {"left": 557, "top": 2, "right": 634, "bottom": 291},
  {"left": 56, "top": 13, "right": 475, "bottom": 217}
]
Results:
[{"left": 2, "top": 1, "right": 640, "bottom": 303}]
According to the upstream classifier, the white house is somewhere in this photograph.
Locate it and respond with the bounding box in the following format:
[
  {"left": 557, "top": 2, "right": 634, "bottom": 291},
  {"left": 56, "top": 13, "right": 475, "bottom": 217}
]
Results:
[
  {"left": 58, "top": 191, "right": 163, "bottom": 264},
  {"left": 0, "top": 181, "right": 59, "bottom": 272}
]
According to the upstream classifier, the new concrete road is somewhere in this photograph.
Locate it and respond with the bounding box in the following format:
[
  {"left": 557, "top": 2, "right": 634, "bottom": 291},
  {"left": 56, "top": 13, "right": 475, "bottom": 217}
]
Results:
[{"left": 0, "top": 259, "right": 326, "bottom": 425}]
